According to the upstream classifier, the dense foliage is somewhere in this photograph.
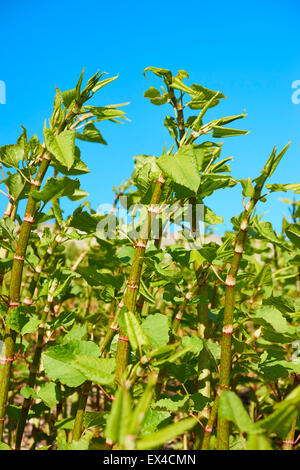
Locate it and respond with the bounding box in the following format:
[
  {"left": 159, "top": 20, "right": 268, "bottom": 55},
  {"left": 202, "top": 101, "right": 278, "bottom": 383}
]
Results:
[{"left": 0, "top": 67, "right": 299, "bottom": 450}]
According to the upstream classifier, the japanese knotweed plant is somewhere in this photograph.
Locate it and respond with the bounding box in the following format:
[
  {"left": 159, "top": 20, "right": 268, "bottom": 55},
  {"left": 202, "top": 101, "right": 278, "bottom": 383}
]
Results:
[
  {"left": 0, "top": 66, "right": 299, "bottom": 451},
  {"left": 0, "top": 70, "right": 127, "bottom": 447}
]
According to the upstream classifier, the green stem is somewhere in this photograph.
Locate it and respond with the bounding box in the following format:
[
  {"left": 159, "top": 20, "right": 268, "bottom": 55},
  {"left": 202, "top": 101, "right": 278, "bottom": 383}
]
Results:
[
  {"left": 201, "top": 391, "right": 220, "bottom": 450},
  {"left": 0, "top": 153, "right": 51, "bottom": 440},
  {"left": 24, "top": 236, "right": 59, "bottom": 304},
  {"left": 115, "top": 176, "right": 165, "bottom": 382},
  {"left": 216, "top": 187, "right": 265, "bottom": 449},
  {"left": 116, "top": 81, "right": 185, "bottom": 383},
  {"left": 0, "top": 199, "right": 19, "bottom": 295},
  {"left": 72, "top": 381, "right": 91, "bottom": 442},
  {"left": 196, "top": 281, "right": 211, "bottom": 419},
  {"left": 282, "top": 415, "right": 297, "bottom": 450},
  {"left": 192, "top": 265, "right": 212, "bottom": 449},
  {"left": 23, "top": 219, "right": 71, "bottom": 305},
  {"left": 216, "top": 222, "right": 250, "bottom": 449}
]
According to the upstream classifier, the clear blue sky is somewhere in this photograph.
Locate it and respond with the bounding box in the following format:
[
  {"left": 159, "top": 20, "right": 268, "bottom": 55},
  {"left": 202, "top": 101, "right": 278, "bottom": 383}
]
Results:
[{"left": 0, "top": 0, "right": 299, "bottom": 234}]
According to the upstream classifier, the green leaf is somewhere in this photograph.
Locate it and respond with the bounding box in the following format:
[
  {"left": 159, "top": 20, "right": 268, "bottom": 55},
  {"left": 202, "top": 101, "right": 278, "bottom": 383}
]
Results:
[
  {"left": 257, "top": 352, "right": 300, "bottom": 380},
  {"left": 31, "top": 176, "right": 80, "bottom": 204},
  {"left": 91, "top": 75, "right": 119, "bottom": 94},
  {"left": 5, "top": 308, "right": 40, "bottom": 335},
  {"left": 75, "top": 69, "right": 85, "bottom": 99},
  {"left": 254, "top": 219, "right": 280, "bottom": 245},
  {"left": 85, "top": 106, "right": 126, "bottom": 122},
  {"left": 181, "top": 336, "right": 203, "bottom": 355},
  {"left": 218, "top": 390, "right": 257, "bottom": 433},
  {"left": 266, "top": 183, "right": 300, "bottom": 194},
  {"left": 258, "top": 386, "right": 300, "bottom": 439},
  {"left": 143, "top": 67, "right": 172, "bottom": 84},
  {"left": 83, "top": 411, "right": 107, "bottom": 429},
  {"left": 212, "top": 126, "right": 249, "bottom": 138},
  {"left": 153, "top": 391, "right": 209, "bottom": 414},
  {"left": 285, "top": 223, "right": 300, "bottom": 248},
  {"left": 63, "top": 324, "right": 86, "bottom": 342},
  {"left": 0, "top": 144, "right": 24, "bottom": 168},
  {"left": 199, "top": 174, "right": 236, "bottom": 198},
  {"left": 187, "top": 84, "right": 226, "bottom": 110},
  {"left": 260, "top": 142, "right": 290, "bottom": 179},
  {"left": 246, "top": 434, "right": 272, "bottom": 450},
  {"left": 62, "top": 88, "right": 76, "bottom": 109},
  {"left": 77, "top": 267, "right": 122, "bottom": 289},
  {"left": 215, "top": 113, "right": 247, "bottom": 127},
  {"left": 57, "top": 430, "right": 93, "bottom": 450},
  {"left": 144, "top": 87, "right": 168, "bottom": 106},
  {"left": 52, "top": 199, "right": 63, "bottom": 226},
  {"left": 76, "top": 123, "right": 107, "bottom": 145},
  {"left": 170, "top": 80, "right": 224, "bottom": 111},
  {"left": 153, "top": 396, "right": 190, "bottom": 412},
  {"left": 53, "top": 146, "right": 90, "bottom": 175},
  {"left": 20, "top": 386, "right": 37, "bottom": 400},
  {"left": 44, "top": 128, "right": 76, "bottom": 170},
  {"left": 4, "top": 172, "right": 29, "bottom": 200},
  {"left": 142, "top": 314, "right": 169, "bottom": 348},
  {"left": 140, "top": 410, "right": 170, "bottom": 437},
  {"left": 104, "top": 387, "right": 132, "bottom": 447},
  {"left": 42, "top": 340, "right": 100, "bottom": 387},
  {"left": 129, "top": 371, "right": 158, "bottom": 435},
  {"left": 70, "top": 211, "right": 101, "bottom": 233},
  {"left": 134, "top": 155, "right": 160, "bottom": 194},
  {"left": 68, "top": 189, "right": 89, "bottom": 201},
  {"left": 139, "top": 278, "right": 155, "bottom": 304},
  {"left": 38, "top": 382, "right": 60, "bottom": 409},
  {"left": 20, "top": 316, "right": 41, "bottom": 335},
  {"left": 136, "top": 417, "right": 196, "bottom": 450},
  {"left": 157, "top": 146, "right": 200, "bottom": 192},
  {"left": 164, "top": 116, "right": 178, "bottom": 140},
  {"left": 124, "top": 311, "right": 149, "bottom": 351},
  {"left": 204, "top": 206, "right": 223, "bottom": 225},
  {"left": 72, "top": 356, "right": 115, "bottom": 385},
  {"left": 0, "top": 218, "right": 17, "bottom": 242},
  {"left": 0, "top": 441, "right": 11, "bottom": 450},
  {"left": 263, "top": 295, "right": 295, "bottom": 313},
  {"left": 252, "top": 306, "right": 293, "bottom": 334},
  {"left": 240, "top": 177, "right": 255, "bottom": 198},
  {"left": 117, "top": 246, "right": 135, "bottom": 265}
]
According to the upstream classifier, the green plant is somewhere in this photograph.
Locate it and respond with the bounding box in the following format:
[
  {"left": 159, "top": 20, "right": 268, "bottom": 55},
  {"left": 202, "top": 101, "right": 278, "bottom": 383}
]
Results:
[{"left": 0, "top": 66, "right": 299, "bottom": 451}]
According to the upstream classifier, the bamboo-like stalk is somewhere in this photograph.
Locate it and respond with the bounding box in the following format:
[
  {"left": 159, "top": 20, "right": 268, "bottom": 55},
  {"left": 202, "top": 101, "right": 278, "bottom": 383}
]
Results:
[
  {"left": 115, "top": 79, "right": 185, "bottom": 383},
  {"left": 115, "top": 177, "right": 165, "bottom": 382},
  {"left": 72, "top": 381, "right": 91, "bottom": 441},
  {"left": 23, "top": 229, "right": 64, "bottom": 304},
  {"left": 215, "top": 143, "right": 292, "bottom": 449},
  {"left": 282, "top": 415, "right": 297, "bottom": 450},
  {"left": 0, "top": 199, "right": 19, "bottom": 294},
  {"left": 0, "top": 153, "right": 51, "bottom": 439},
  {"left": 201, "top": 391, "right": 220, "bottom": 450},
  {"left": 216, "top": 178, "right": 273, "bottom": 449},
  {"left": 196, "top": 281, "right": 211, "bottom": 418},
  {"left": 215, "top": 209, "right": 256, "bottom": 447}
]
